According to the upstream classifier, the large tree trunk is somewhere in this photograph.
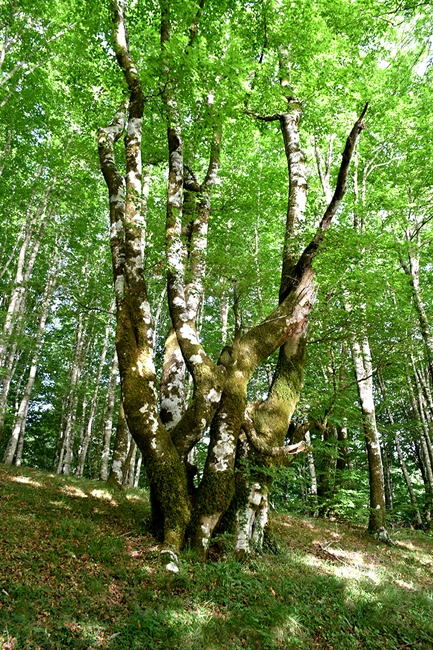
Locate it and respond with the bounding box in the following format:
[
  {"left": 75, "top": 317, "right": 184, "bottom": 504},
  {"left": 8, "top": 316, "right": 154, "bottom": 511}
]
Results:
[{"left": 98, "top": 0, "right": 366, "bottom": 555}]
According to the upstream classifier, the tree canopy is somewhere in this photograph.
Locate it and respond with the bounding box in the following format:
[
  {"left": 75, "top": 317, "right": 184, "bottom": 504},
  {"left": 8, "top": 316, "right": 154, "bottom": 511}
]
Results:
[{"left": 1, "top": 0, "right": 433, "bottom": 556}]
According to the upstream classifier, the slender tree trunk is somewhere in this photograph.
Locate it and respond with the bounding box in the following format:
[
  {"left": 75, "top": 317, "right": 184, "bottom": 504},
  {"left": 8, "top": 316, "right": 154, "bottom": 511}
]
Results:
[
  {"left": 125, "top": 441, "right": 137, "bottom": 487},
  {"left": 416, "top": 366, "right": 433, "bottom": 420},
  {"left": 401, "top": 236, "right": 433, "bottom": 382},
  {"left": 106, "top": 400, "right": 130, "bottom": 490},
  {"left": 133, "top": 453, "right": 142, "bottom": 488},
  {"left": 75, "top": 320, "right": 111, "bottom": 477},
  {"left": 410, "top": 362, "right": 433, "bottom": 468},
  {"left": 381, "top": 444, "right": 393, "bottom": 512},
  {"left": 56, "top": 312, "right": 92, "bottom": 474},
  {"left": 3, "top": 269, "right": 56, "bottom": 464},
  {"left": 336, "top": 422, "right": 351, "bottom": 476},
  {"left": 0, "top": 327, "right": 23, "bottom": 440},
  {"left": 396, "top": 432, "right": 423, "bottom": 527},
  {"left": 351, "top": 337, "right": 388, "bottom": 537},
  {"left": 0, "top": 171, "right": 54, "bottom": 390},
  {"left": 220, "top": 294, "right": 230, "bottom": 346},
  {"left": 100, "top": 349, "right": 118, "bottom": 481},
  {"left": 305, "top": 429, "right": 319, "bottom": 516},
  {"left": 407, "top": 370, "right": 433, "bottom": 522}
]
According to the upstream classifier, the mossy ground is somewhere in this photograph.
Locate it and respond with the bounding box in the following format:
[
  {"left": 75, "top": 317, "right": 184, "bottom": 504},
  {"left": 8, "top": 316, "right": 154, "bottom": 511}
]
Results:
[{"left": 1, "top": 464, "right": 432, "bottom": 650}]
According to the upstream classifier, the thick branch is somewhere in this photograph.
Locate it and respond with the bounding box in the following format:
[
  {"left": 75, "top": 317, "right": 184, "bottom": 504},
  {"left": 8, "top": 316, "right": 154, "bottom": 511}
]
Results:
[
  {"left": 291, "top": 103, "right": 368, "bottom": 283},
  {"left": 243, "top": 415, "right": 306, "bottom": 459},
  {"left": 111, "top": 0, "right": 144, "bottom": 105}
]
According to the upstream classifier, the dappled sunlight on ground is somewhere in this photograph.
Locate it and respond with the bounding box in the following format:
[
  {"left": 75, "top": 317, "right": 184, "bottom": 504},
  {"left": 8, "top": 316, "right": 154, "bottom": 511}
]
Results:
[
  {"left": 61, "top": 485, "right": 88, "bottom": 498},
  {"left": 125, "top": 493, "right": 147, "bottom": 502},
  {"left": 272, "top": 616, "right": 304, "bottom": 643},
  {"left": 49, "top": 500, "right": 72, "bottom": 510},
  {"left": 394, "top": 578, "right": 416, "bottom": 590},
  {"left": 2, "top": 465, "right": 433, "bottom": 649},
  {"left": 9, "top": 475, "right": 41, "bottom": 487},
  {"left": 90, "top": 489, "right": 117, "bottom": 505}
]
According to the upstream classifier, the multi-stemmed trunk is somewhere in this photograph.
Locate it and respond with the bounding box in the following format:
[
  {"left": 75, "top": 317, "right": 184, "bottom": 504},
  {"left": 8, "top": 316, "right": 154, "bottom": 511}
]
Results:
[{"left": 98, "top": 0, "right": 366, "bottom": 554}]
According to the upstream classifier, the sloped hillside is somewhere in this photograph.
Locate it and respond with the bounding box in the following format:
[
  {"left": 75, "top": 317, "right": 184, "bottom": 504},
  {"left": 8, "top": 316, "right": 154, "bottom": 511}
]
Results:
[{"left": 0, "top": 465, "right": 432, "bottom": 650}]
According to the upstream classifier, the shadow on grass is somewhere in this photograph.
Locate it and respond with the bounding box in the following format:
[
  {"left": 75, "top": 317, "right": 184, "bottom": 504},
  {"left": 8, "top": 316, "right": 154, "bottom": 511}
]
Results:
[{"left": 1, "top": 465, "right": 432, "bottom": 650}]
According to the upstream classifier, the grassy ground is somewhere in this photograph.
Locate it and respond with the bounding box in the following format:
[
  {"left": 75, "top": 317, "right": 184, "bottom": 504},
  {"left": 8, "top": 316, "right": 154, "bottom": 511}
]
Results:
[{"left": 0, "top": 465, "right": 432, "bottom": 650}]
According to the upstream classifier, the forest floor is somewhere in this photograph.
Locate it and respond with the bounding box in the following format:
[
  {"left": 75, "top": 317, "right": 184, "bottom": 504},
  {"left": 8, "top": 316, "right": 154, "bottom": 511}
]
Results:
[{"left": 0, "top": 465, "right": 432, "bottom": 650}]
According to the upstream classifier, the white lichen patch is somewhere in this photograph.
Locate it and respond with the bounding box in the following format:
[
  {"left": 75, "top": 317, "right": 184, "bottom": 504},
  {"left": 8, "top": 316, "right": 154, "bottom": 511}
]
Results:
[
  {"left": 110, "top": 218, "right": 123, "bottom": 238},
  {"left": 127, "top": 254, "right": 143, "bottom": 279},
  {"left": 179, "top": 323, "right": 198, "bottom": 344},
  {"left": 127, "top": 116, "right": 142, "bottom": 137},
  {"left": 160, "top": 395, "right": 184, "bottom": 428},
  {"left": 206, "top": 388, "right": 221, "bottom": 403},
  {"left": 111, "top": 459, "right": 123, "bottom": 481},
  {"left": 212, "top": 425, "right": 235, "bottom": 471},
  {"left": 200, "top": 513, "right": 220, "bottom": 549},
  {"left": 190, "top": 354, "right": 203, "bottom": 365},
  {"left": 250, "top": 483, "right": 263, "bottom": 506},
  {"left": 172, "top": 296, "right": 184, "bottom": 308},
  {"left": 139, "top": 300, "right": 151, "bottom": 317},
  {"left": 136, "top": 355, "right": 156, "bottom": 376},
  {"left": 114, "top": 274, "right": 125, "bottom": 298}
]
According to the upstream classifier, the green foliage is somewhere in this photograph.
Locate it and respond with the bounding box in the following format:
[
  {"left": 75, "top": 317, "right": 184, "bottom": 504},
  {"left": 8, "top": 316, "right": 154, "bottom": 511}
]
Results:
[{"left": 1, "top": 0, "right": 433, "bottom": 550}]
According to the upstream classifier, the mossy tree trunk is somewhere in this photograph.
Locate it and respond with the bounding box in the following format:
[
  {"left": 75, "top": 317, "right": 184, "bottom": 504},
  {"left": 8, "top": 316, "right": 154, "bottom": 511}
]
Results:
[{"left": 99, "top": 0, "right": 367, "bottom": 554}]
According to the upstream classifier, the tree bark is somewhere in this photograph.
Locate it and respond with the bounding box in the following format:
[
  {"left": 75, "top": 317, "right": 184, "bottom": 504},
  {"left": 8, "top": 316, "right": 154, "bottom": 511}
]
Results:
[
  {"left": 3, "top": 266, "right": 57, "bottom": 464},
  {"left": 75, "top": 319, "right": 111, "bottom": 478},
  {"left": 98, "top": 0, "right": 367, "bottom": 554},
  {"left": 350, "top": 337, "right": 388, "bottom": 535},
  {"left": 56, "top": 312, "right": 93, "bottom": 474},
  {"left": 106, "top": 400, "right": 130, "bottom": 490},
  {"left": 100, "top": 349, "right": 119, "bottom": 481},
  {"left": 401, "top": 234, "right": 433, "bottom": 382},
  {"left": 305, "top": 429, "right": 319, "bottom": 516}
]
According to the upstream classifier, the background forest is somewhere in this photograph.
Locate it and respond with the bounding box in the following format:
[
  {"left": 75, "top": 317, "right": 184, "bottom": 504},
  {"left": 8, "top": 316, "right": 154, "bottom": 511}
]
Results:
[{"left": 2, "top": 0, "right": 433, "bottom": 538}]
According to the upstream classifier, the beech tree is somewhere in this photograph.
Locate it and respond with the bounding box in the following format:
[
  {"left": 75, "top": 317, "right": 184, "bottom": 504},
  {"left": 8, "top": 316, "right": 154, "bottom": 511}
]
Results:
[
  {"left": 2, "top": 0, "right": 433, "bottom": 555},
  {"left": 98, "top": 0, "right": 372, "bottom": 555}
]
